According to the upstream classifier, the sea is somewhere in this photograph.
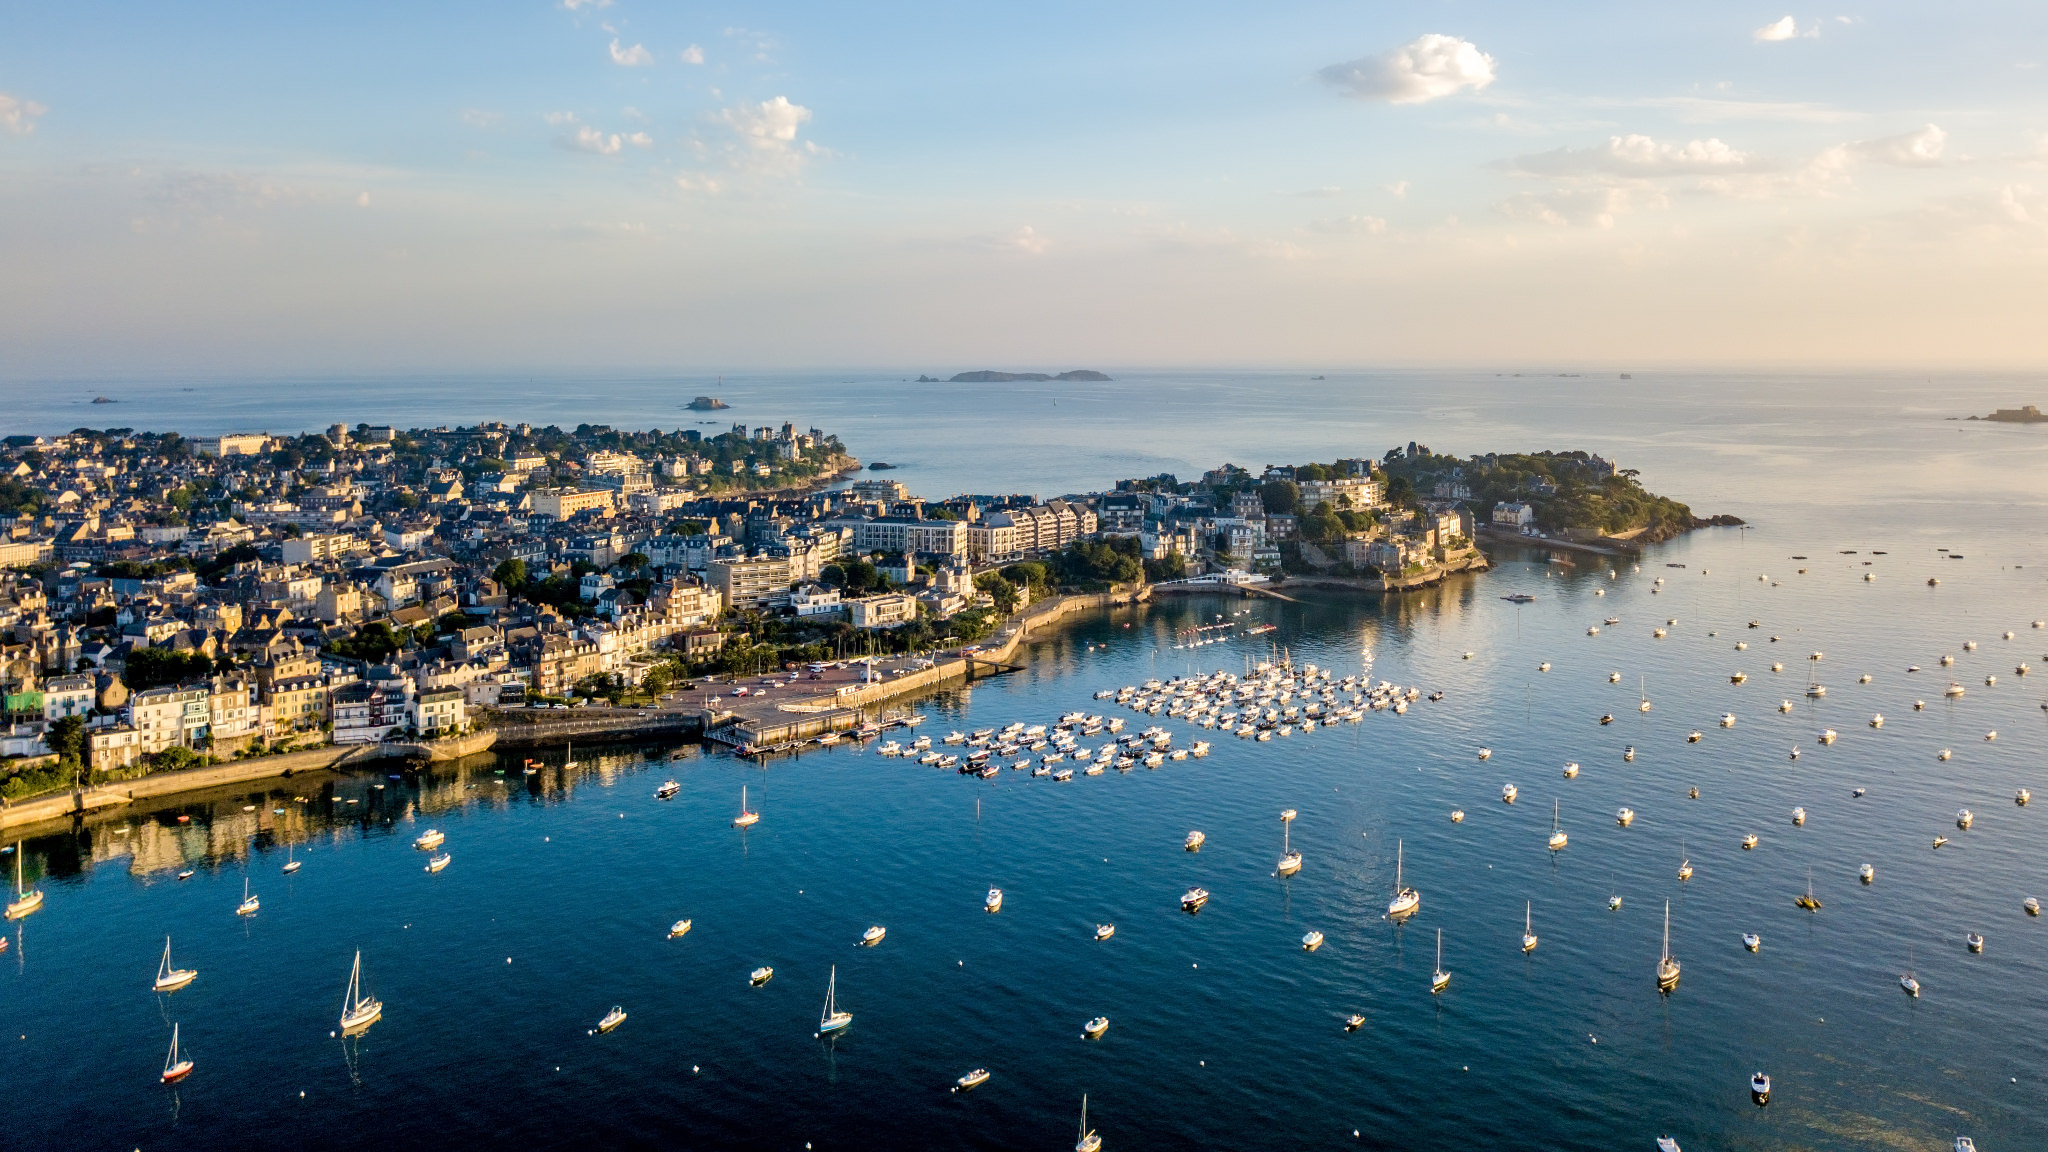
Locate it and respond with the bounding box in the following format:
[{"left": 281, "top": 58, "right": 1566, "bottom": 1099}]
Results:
[{"left": 4, "top": 369, "right": 2048, "bottom": 1151}]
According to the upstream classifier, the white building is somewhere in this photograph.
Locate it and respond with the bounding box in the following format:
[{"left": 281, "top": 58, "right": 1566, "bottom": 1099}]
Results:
[{"left": 1491, "top": 501, "right": 1535, "bottom": 529}]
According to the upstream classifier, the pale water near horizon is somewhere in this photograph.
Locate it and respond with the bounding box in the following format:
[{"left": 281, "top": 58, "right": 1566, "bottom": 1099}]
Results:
[{"left": 4, "top": 371, "right": 2048, "bottom": 1149}]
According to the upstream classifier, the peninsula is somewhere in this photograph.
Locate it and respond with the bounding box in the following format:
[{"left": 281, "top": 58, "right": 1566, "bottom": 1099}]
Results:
[{"left": 0, "top": 423, "right": 1720, "bottom": 818}]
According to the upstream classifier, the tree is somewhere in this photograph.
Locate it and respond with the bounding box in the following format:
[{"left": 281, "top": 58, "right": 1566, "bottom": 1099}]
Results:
[
  {"left": 620, "top": 552, "right": 650, "bottom": 572},
  {"left": 124, "top": 647, "right": 215, "bottom": 691},
  {"left": 1143, "top": 551, "right": 1188, "bottom": 583},
  {"left": 45, "top": 715, "right": 86, "bottom": 769},
  {"left": 493, "top": 558, "right": 528, "bottom": 589},
  {"left": 1260, "top": 480, "right": 1300, "bottom": 515},
  {"left": 974, "top": 571, "right": 1020, "bottom": 613}
]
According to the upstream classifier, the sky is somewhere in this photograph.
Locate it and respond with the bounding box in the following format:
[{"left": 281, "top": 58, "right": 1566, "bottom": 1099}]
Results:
[{"left": 4, "top": 1, "right": 2048, "bottom": 375}]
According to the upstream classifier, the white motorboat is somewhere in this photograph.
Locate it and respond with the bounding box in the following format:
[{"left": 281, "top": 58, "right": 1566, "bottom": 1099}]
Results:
[
  {"left": 1743, "top": 933, "right": 1761, "bottom": 952},
  {"left": 2026, "top": 897, "right": 2040, "bottom": 916},
  {"left": 655, "top": 780, "right": 680, "bottom": 800},
  {"left": 596, "top": 1005, "right": 627, "bottom": 1033},
  {"left": 985, "top": 887, "right": 1003, "bottom": 913},
  {"left": 1678, "top": 842, "right": 1693, "bottom": 882},
  {"left": 1549, "top": 802, "right": 1568, "bottom": 851},
  {"left": 424, "top": 852, "right": 451, "bottom": 873},
  {"left": 816, "top": 965, "right": 852, "bottom": 1035},
  {"left": 1956, "top": 808, "right": 1974, "bottom": 829},
  {"left": 953, "top": 1068, "right": 990, "bottom": 1092},
  {"left": 1431, "top": 929, "right": 1450, "bottom": 993},
  {"left": 1346, "top": 1013, "right": 1365, "bottom": 1031},
  {"left": 236, "top": 877, "right": 259, "bottom": 916},
  {"left": 1792, "top": 807, "right": 1806, "bottom": 826},
  {"left": 2018, "top": 789, "right": 2031, "bottom": 806},
  {"left": 413, "top": 828, "right": 445, "bottom": 851},
  {"left": 1860, "top": 864, "right": 1874, "bottom": 883},
  {"left": 750, "top": 966, "right": 774, "bottom": 984},
  {"left": 1082, "top": 1016, "right": 1109, "bottom": 1038},
  {"left": 339, "top": 950, "right": 382, "bottom": 1033},
  {"left": 1095, "top": 923, "right": 1115, "bottom": 941},
  {"left": 1184, "top": 830, "right": 1205, "bottom": 851},
  {"left": 1751, "top": 1072, "right": 1771, "bottom": 1105},
  {"left": 1967, "top": 932, "right": 1984, "bottom": 953},
  {"left": 1687, "top": 730, "right": 1702, "bottom": 743},
  {"left": 1656, "top": 901, "right": 1681, "bottom": 991},
  {"left": 1609, "top": 892, "right": 1623, "bottom": 911},
  {"left": 1563, "top": 761, "right": 1580, "bottom": 778},
  {"left": 1450, "top": 809, "right": 1465, "bottom": 823},
  {"left": 1933, "top": 835, "right": 1949, "bottom": 848},
  {"left": 1659, "top": 1138, "right": 1681, "bottom": 1152},
  {"left": 1521, "top": 901, "right": 1538, "bottom": 952},
  {"left": 1501, "top": 783, "right": 1518, "bottom": 803},
  {"left": 1477, "top": 747, "right": 1492, "bottom": 760},
  {"left": 861, "top": 925, "right": 886, "bottom": 946},
  {"left": 154, "top": 937, "right": 197, "bottom": 992},
  {"left": 1181, "top": 887, "right": 1209, "bottom": 912},
  {"left": 1616, "top": 807, "right": 1635, "bottom": 827},
  {"left": 670, "top": 919, "right": 693, "bottom": 937},
  {"left": 161, "top": 1022, "right": 194, "bottom": 1083},
  {"left": 733, "top": 785, "right": 760, "bottom": 828},
  {"left": 1387, "top": 839, "right": 1420, "bottom": 917},
  {"left": 1721, "top": 713, "right": 1736, "bottom": 728},
  {"left": 1301, "top": 930, "right": 1324, "bottom": 951}
]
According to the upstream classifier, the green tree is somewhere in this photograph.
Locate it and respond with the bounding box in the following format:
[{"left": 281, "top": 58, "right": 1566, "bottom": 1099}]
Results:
[
  {"left": 1260, "top": 480, "right": 1300, "bottom": 515},
  {"left": 620, "top": 552, "right": 650, "bottom": 572},
  {"left": 124, "top": 647, "right": 216, "bottom": 691},
  {"left": 493, "top": 558, "right": 528, "bottom": 589},
  {"left": 974, "top": 571, "right": 1019, "bottom": 613},
  {"left": 45, "top": 715, "right": 86, "bottom": 770}
]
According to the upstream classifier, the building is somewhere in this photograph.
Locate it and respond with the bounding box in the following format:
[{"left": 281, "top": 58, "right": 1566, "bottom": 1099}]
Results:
[
  {"left": 837, "top": 515, "right": 969, "bottom": 559},
  {"left": 531, "top": 488, "right": 616, "bottom": 520},
  {"left": 88, "top": 725, "right": 143, "bottom": 775},
  {"left": 282, "top": 533, "right": 360, "bottom": 564},
  {"left": 195, "top": 433, "right": 271, "bottom": 457},
  {"left": 789, "top": 585, "right": 843, "bottom": 618},
  {"left": 846, "top": 592, "right": 918, "bottom": 629},
  {"left": 42, "top": 674, "right": 95, "bottom": 721},
  {"left": 263, "top": 676, "right": 330, "bottom": 736},
  {"left": 128, "top": 685, "right": 211, "bottom": 754},
  {"left": 412, "top": 687, "right": 466, "bottom": 734},
  {"left": 1299, "top": 476, "right": 1382, "bottom": 512},
  {"left": 708, "top": 554, "right": 792, "bottom": 612},
  {"left": 1492, "top": 501, "right": 1535, "bottom": 529},
  {"left": 330, "top": 681, "right": 409, "bottom": 743}
]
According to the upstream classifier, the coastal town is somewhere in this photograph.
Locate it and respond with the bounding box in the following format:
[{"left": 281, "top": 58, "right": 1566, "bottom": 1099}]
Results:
[{"left": 0, "top": 420, "right": 1685, "bottom": 809}]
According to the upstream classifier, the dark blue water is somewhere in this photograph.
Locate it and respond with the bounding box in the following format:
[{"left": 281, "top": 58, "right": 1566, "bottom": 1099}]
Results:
[{"left": 6, "top": 370, "right": 2048, "bottom": 1148}]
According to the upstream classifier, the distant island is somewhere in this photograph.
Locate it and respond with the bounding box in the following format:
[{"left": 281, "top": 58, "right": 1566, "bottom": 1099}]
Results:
[
  {"left": 687, "top": 396, "right": 730, "bottom": 410},
  {"left": 867, "top": 461, "right": 897, "bottom": 470},
  {"left": 91, "top": 396, "right": 118, "bottom": 404},
  {"left": 947, "top": 369, "right": 1112, "bottom": 382},
  {"left": 1970, "top": 405, "right": 2046, "bottom": 423}
]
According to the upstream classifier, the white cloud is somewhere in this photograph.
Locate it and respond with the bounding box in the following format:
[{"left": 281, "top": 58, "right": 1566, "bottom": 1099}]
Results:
[
  {"left": 1009, "top": 226, "right": 1048, "bottom": 255},
  {"left": 675, "top": 172, "right": 723, "bottom": 194},
  {"left": 543, "top": 111, "right": 578, "bottom": 126},
  {"left": 0, "top": 90, "right": 48, "bottom": 135},
  {"left": 1508, "top": 134, "right": 1761, "bottom": 176},
  {"left": 1320, "top": 34, "right": 1496, "bottom": 104},
  {"left": 610, "top": 39, "right": 654, "bottom": 66},
  {"left": 1310, "top": 214, "right": 1388, "bottom": 235},
  {"left": 572, "top": 126, "right": 623, "bottom": 155},
  {"left": 1387, "top": 180, "right": 1410, "bottom": 198},
  {"left": 561, "top": 0, "right": 611, "bottom": 9},
  {"left": 719, "top": 95, "right": 816, "bottom": 172},
  {"left": 1496, "top": 185, "right": 1661, "bottom": 228},
  {"left": 681, "top": 44, "right": 705, "bottom": 65},
  {"left": 1844, "top": 123, "right": 1946, "bottom": 166},
  {"left": 355, "top": 191, "right": 371, "bottom": 208},
  {"left": 1753, "top": 16, "right": 1800, "bottom": 41},
  {"left": 627, "top": 131, "right": 653, "bottom": 148}
]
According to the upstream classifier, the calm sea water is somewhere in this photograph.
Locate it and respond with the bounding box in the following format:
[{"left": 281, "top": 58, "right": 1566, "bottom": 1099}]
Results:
[{"left": 4, "top": 371, "right": 2048, "bottom": 1150}]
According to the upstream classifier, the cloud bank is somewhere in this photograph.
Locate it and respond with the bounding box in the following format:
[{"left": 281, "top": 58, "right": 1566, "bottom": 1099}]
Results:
[{"left": 0, "top": 91, "right": 48, "bottom": 135}]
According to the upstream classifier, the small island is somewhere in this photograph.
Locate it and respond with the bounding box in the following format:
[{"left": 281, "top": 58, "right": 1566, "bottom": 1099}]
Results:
[
  {"left": 1971, "top": 405, "right": 2046, "bottom": 423},
  {"left": 867, "top": 461, "right": 898, "bottom": 470},
  {"left": 948, "top": 369, "right": 1112, "bottom": 382},
  {"left": 687, "top": 396, "right": 730, "bottom": 411}
]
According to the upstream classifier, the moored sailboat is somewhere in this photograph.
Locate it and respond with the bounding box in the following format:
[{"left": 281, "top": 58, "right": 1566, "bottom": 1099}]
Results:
[{"left": 339, "top": 950, "right": 383, "bottom": 1033}]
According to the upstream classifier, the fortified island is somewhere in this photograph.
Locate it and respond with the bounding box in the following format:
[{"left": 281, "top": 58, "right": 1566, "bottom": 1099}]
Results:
[
  {"left": 1970, "top": 405, "right": 2047, "bottom": 423},
  {"left": 0, "top": 422, "right": 1716, "bottom": 823}
]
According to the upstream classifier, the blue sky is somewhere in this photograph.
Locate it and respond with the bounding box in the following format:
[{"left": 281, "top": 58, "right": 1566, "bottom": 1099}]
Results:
[{"left": 4, "top": 1, "right": 2047, "bottom": 373}]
